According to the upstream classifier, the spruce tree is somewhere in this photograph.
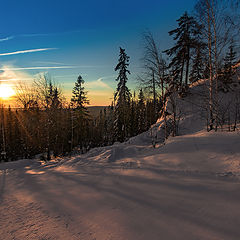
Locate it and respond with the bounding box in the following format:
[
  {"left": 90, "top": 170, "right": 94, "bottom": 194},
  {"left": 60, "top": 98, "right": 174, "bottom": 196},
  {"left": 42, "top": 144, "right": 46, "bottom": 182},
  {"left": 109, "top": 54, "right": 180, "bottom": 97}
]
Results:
[
  {"left": 222, "top": 43, "right": 237, "bottom": 84},
  {"left": 45, "top": 81, "right": 63, "bottom": 159},
  {"left": 129, "top": 94, "right": 138, "bottom": 137},
  {"left": 165, "top": 12, "right": 201, "bottom": 87},
  {"left": 71, "top": 75, "right": 90, "bottom": 150},
  {"left": 137, "top": 89, "right": 146, "bottom": 133},
  {"left": 189, "top": 41, "right": 206, "bottom": 83},
  {"left": 71, "top": 75, "right": 89, "bottom": 111},
  {"left": 114, "top": 47, "right": 131, "bottom": 142},
  {"left": 107, "top": 104, "right": 115, "bottom": 144}
]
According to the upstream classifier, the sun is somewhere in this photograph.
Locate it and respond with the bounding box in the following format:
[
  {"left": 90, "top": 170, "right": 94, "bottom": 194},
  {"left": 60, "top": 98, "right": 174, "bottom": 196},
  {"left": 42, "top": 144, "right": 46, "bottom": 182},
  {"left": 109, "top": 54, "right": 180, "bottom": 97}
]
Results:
[{"left": 0, "top": 84, "right": 15, "bottom": 99}]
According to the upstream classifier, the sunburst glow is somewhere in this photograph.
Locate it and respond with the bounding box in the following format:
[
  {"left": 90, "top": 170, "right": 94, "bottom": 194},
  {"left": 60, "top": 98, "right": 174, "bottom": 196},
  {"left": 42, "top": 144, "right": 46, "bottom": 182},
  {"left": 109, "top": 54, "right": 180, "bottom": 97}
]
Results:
[{"left": 0, "top": 84, "right": 15, "bottom": 99}]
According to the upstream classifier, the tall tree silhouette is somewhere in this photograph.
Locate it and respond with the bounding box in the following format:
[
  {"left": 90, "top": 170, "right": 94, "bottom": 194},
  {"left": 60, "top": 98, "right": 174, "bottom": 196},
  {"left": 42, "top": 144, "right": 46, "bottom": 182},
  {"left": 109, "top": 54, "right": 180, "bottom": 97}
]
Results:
[
  {"left": 71, "top": 75, "right": 89, "bottom": 111},
  {"left": 71, "top": 75, "right": 90, "bottom": 150},
  {"left": 223, "top": 43, "right": 237, "bottom": 84},
  {"left": 137, "top": 89, "right": 146, "bottom": 133},
  {"left": 114, "top": 47, "right": 131, "bottom": 142},
  {"left": 165, "top": 12, "right": 201, "bottom": 87}
]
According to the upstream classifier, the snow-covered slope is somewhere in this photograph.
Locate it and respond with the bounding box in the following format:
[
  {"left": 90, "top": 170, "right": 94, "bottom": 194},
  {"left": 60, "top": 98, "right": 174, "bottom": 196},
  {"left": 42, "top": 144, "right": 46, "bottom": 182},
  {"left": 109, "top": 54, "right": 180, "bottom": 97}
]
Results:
[
  {"left": 58, "top": 76, "right": 240, "bottom": 176},
  {"left": 1, "top": 75, "right": 240, "bottom": 240}
]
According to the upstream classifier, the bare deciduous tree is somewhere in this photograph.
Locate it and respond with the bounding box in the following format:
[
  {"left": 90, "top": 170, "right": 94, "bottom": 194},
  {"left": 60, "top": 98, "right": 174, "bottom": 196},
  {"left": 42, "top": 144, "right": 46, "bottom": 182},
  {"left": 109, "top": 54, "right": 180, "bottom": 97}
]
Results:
[
  {"left": 195, "top": 0, "right": 240, "bottom": 131},
  {"left": 141, "top": 31, "right": 168, "bottom": 139}
]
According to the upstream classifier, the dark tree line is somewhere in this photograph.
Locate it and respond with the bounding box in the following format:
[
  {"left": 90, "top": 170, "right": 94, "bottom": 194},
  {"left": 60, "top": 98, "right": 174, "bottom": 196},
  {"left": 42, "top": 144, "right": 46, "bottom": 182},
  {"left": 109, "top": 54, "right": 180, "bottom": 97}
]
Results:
[{"left": 0, "top": 61, "right": 158, "bottom": 162}]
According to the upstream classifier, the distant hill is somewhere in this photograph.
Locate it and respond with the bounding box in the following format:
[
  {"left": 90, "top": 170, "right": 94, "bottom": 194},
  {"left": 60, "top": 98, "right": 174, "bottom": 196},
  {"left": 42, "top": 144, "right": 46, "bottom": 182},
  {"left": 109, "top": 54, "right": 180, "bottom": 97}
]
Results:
[{"left": 3, "top": 106, "right": 107, "bottom": 118}]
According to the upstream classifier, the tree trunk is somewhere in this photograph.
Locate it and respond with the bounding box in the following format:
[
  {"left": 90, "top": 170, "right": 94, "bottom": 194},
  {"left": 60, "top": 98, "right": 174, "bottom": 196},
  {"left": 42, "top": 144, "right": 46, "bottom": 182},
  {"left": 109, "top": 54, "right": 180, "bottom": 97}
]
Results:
[
  {"left": 152, "top": 70, "right": 157, "bottom": 121},
  {"left": 180, "top": 53, "right": 185, "bottom": 86},
  {"left": 207, "top": 0, "right": 214, "bottom": 131},
  {"left": 185, "top": 46, "right": 190, "bottom": 86}
]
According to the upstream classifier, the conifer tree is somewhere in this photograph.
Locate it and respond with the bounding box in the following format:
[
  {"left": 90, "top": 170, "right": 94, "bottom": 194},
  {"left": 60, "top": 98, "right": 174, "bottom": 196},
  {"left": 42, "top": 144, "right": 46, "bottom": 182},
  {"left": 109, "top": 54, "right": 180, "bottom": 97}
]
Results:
[
  {"left": 71, "top": 75, "right": 90, "bottom": 150},
  {"left": 106, "top": 104, "right": 115, "bottom": 144},
  {"left": 49, "top": 87, "right": 62, "bottom": 157},
  {"left": 145, "top": 100, "right": 155, "bottom": 129},
  {"left": 137, "top": 89, "right": 146, "bottom": 133},
  {"left": 114, "top": 47, "right": 131, "bottom": 142},
  {"left": 71, "top": 75, "right": 89, "bottom": 111},
  {"left": 222, "top": 43, "right": 237, "bottom": 84},
  {"left": 165, "top": 12, "right": 201, "bottom": 87},
  {"left": 189, "top": 42, "right": 206, "bottom": 83},
  {"left": 129, "top": 94, "right": 138, "bottom": 137}
]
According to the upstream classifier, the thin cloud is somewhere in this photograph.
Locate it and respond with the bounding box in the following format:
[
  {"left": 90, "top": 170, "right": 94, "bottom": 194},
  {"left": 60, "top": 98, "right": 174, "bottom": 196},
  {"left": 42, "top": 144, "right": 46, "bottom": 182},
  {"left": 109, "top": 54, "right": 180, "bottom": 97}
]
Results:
[
  {"left": 0, "top": 66, "right": 77, "bottom": 71},
  {"left": 0, "top": 66, "right": 34, "bottom": 84},
  {"left": 0, "top": 48, "right": 57, "bottom": 56},
  {"left": 55, "top": 74, "right": 88, "bottom": 79},
  {"left": 20, "top": 33, "right": 53, "bottom": 37},
  {"left": 101, "top": 75, "right": 116, "bottom": 80},
  {"left": 86, "top": 78, "right": 112, "bottom": 90},
  {"left": 33, "top": 61, "right": 66, "bottom": 65},
  {"left": 0, "top": 65, "right": 103, "bottom": 72},
  {"left": 19, "top": 30, "right": 95, "bottom": 38},
  {"left": 0, "top": 36, "right": 14, "bottom": 42}
]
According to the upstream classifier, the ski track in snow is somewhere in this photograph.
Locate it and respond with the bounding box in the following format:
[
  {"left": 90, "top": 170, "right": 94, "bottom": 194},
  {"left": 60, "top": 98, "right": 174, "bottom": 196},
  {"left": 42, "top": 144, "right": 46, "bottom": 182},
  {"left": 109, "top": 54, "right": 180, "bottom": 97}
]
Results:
[{"left": 0, "top": 147, "right": 240, "bottom": 240}]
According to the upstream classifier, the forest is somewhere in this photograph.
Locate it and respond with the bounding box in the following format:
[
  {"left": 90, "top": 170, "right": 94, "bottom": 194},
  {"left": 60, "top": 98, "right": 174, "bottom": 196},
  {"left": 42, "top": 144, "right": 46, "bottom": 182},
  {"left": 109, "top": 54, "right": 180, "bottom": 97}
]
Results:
[{"left": 0, "top": 0, "right": 239, "bottom": 162}]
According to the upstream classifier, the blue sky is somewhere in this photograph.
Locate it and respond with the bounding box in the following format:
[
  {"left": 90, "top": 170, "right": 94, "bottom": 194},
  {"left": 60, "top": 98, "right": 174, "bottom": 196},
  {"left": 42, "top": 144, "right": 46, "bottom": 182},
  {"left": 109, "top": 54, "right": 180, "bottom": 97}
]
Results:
[{"left": 0, "top": 0, "right": 196, "bottom": 106}]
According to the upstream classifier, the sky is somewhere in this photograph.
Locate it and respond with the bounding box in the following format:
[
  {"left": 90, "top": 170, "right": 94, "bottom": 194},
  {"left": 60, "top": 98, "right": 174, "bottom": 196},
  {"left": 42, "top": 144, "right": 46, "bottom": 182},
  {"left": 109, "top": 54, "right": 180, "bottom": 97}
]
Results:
[{"left": 0, "top": 0, "right": 196, "bottom": 106}]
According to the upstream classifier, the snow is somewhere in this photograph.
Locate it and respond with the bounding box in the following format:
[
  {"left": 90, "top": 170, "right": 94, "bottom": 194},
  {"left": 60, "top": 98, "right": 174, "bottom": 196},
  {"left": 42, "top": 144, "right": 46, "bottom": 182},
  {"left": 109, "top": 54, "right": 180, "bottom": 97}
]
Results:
[{"left": 1, "top": 78, "right": 240, "bottom": 239}]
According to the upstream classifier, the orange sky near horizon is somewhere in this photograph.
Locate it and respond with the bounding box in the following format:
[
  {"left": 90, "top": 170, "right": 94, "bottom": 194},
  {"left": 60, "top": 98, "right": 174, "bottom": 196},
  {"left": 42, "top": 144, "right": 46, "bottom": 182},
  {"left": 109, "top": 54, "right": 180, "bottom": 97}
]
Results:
[
  {"left": 1, "top": 88, "right": 113, "bottom": 108},
  {"left": 0, "top": 67, "right": 114, "bottom": 107}
]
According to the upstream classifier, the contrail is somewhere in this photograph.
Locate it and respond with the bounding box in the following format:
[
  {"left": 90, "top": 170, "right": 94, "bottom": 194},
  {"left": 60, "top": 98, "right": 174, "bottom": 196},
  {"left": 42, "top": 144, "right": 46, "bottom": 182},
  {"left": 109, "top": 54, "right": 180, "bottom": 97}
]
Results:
[
  {"left": 0, "top": 48, "right": 57, "bottom": 56},
  {"left": 0, "top": 66, "right": 77, "bottom": 71},
  {"left": 0, "top": 36, "right": 14, "bottom": 42}
]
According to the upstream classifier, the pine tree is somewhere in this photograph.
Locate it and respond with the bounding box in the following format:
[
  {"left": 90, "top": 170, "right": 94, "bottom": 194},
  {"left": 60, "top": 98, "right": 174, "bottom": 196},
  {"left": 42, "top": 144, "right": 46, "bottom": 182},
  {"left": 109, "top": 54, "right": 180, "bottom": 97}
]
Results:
[
  {"left": 71, "top": 75, "right": 90, "bottom": 151},
  {"left": 98, "top": 109, "right": 106, "bottom": 146},
  {"left": 222, "top": 43, "right": 237, "bottom": 84},
  {"left": 189, "top": 41, "right": 206, "bottom": 83},
  {"left": 203, "top": 62, "right": 210, "bottom": 79},
  {"left": 145, "top": 100, "right": 155, "bottom": 129},
  {"left": 103, "top": 108, "right": 108, "bottom": 144},
  {"left": 106, "top": 104, "right": 115, "bottom": 144},
  {"left": 137, "top": 89, "right": 146, "bottom": 133},
  {"left": 44, "top": 81, "right": 63, "bottom": 159},
  {"left": 165, "top": 12, "right": 201, "bottom": 87},
  {"left": 50, "top": 87, "right": 62, "bottom": 157},
  {"left": 71, "top": 75, "right": 89, "bottom": 111},
  {"left": 114, "top": 47, "right": 131, "bottom": 142},
  {"left": 129, "top": 94, "right": 138, "bottom": 137}
]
